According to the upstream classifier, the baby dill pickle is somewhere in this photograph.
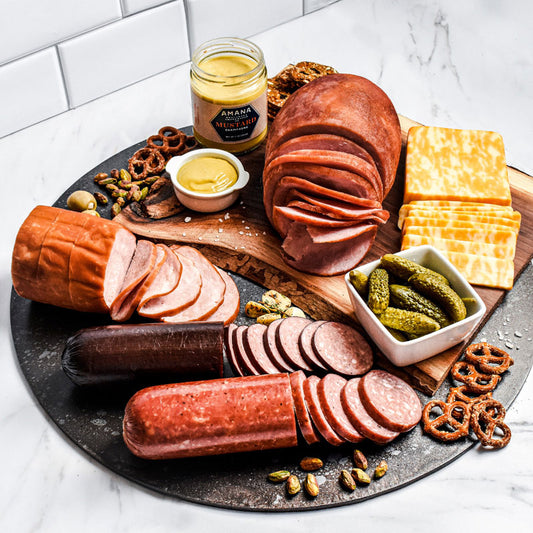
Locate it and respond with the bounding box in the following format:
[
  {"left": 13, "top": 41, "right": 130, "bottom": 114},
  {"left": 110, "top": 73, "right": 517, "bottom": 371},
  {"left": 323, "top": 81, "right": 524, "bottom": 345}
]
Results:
[
  {"left": 378, "top": 307, "right": 441, "bottom": 335},
  {"left": 367, "top": 268, "right": 389, "bottom": 315},
  {"left": 380, "top": 254, "right": 449, "bottom": 286}
]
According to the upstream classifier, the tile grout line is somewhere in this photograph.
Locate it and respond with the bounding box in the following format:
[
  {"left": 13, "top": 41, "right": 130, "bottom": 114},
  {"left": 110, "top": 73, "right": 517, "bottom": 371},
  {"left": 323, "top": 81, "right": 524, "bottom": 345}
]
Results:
[{"left": 54, "top": 45, "right": 72, "bottom": 109}]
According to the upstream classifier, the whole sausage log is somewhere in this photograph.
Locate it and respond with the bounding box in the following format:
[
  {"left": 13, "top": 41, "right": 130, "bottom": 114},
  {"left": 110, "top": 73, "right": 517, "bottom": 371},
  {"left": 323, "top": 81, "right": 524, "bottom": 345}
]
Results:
[
  {"left": 62, "top": 322, "right": 224, "bottom": 386},
  {"left": 123, "top": 373, "right": 298, "bottom": 459}
]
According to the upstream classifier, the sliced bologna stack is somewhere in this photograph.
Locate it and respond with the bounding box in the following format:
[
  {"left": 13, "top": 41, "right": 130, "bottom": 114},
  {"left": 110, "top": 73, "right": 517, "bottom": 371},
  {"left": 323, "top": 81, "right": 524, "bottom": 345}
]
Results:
[
  {"left": 224, "top": 317, "right": 373, "bottom": 377},
  {"left": 122, "top": 369, "right": 422, "bottom": 459},
  {"left": 12, "top": 206, "right": 239, "bottom": 325},
  {"left": 263, "top": 74, "right": 402, "bottom": 275}
]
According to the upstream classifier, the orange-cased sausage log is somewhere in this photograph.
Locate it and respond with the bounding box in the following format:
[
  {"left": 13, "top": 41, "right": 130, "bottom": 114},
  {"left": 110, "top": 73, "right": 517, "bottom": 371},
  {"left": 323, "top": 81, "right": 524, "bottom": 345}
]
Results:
[
  {"left": 11, "top": 206, "right": 136, "bottom": 313},
  {"left": 123, "top": 373, "right": 298, "bottom": 459}
]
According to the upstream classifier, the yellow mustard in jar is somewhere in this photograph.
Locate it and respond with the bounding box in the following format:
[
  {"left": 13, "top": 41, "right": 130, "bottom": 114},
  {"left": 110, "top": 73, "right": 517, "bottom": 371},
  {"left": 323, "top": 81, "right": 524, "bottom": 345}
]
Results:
[
  {"left": 177, "top": 156, "right": 238, "bottom": 194},
  {"left": 190, "top": 38, "right": 267, "bottom": 154}
]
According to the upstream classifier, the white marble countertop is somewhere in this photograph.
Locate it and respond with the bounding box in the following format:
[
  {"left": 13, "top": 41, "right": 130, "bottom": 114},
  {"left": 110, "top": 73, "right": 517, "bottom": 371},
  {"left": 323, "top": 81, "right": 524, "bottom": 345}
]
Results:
[{"left": 2, "top": 1, "right": 532, "bottom": 530}]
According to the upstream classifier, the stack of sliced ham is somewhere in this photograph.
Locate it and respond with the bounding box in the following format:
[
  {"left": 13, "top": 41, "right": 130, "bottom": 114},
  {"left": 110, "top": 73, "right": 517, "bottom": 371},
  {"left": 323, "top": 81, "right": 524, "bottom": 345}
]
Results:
[{"left": 263, "top": 74, "right": 402, "bottom": 275}]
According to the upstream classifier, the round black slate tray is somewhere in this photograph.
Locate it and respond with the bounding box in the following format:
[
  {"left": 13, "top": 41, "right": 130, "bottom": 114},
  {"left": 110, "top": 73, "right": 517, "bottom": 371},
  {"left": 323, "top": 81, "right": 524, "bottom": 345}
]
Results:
[{"left": 10, "top": 136, "right": 533, "bottom": 511}]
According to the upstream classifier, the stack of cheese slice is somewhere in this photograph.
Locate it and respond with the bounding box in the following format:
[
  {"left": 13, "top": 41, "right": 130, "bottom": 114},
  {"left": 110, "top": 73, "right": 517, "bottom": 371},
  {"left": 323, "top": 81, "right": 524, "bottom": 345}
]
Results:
[{"left": 399, "top": 127, "right": 521, "bottom": 290}]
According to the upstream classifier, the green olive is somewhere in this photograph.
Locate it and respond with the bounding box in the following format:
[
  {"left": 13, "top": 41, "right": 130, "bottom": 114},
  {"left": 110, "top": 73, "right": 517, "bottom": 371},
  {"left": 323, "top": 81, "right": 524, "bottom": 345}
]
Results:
[
  {"left": 67, "top": 190, "right": 97, "bottom": 211},
  {"left": 81, "top": 209, "right": 100, "bottom": 217}
]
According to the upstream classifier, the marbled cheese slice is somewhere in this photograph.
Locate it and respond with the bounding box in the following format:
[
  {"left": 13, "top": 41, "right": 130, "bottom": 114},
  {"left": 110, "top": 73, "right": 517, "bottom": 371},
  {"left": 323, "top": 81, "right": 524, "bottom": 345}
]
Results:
[
  {"left": 403, "top": 226, "right": 517, "bottom": 247},
  {"left": 437, "top": 251, "right": 514, "bottom": 290},
  {"left": 404, "top": 126, "right": 512, "bottom": 206},
  {"left": 398, "top": 202, "right": 516, "bottom": 229},
  {"left": 401, "top": 234, "right": 515, "bottom": 260},
  {"left": 402, "top": 217, "right": 520, "bottom": 235}
]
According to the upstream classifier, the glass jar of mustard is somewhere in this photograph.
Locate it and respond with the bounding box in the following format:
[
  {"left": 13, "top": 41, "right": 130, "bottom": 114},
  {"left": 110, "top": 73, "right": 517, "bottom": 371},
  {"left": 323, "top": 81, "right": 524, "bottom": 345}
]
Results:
[{"left": 190, "top": 37, "right": 268, "bottom": 154}]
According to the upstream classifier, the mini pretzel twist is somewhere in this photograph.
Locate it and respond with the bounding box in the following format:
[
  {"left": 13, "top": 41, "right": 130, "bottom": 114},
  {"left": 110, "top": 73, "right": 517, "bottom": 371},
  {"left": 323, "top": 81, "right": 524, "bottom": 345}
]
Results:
[
  {"left": 146, "top": 126, "right": 187, "bottom": 158},
  {"left": 128, "top": 147, "right": 166, "bottom": 179},
  {"left": 470, "top": 399, "right": 511, "bottom": 449},
  {"left": 464, "top": 343, "right": 514, "bottom": 375},
  {"left": 422, "top": 400, "right": 471, "bottom": 442},
  {"left": 451, "top": 361, "right": 500, "bottom": 394},
  {"left": 446, "top": 386, "right": 493, "bottom": 419}
]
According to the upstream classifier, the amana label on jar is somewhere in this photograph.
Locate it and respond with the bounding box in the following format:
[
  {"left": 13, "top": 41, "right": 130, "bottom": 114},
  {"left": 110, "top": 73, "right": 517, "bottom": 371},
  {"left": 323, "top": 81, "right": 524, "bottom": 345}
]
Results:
[{"left": 192, "top": 92, "right": 267, "bottom": 144}]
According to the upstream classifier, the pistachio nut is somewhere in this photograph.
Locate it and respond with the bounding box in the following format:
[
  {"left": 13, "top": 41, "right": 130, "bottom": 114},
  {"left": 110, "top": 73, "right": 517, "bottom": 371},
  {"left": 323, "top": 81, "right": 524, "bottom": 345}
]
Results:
[
  {"left": 284, "top": 306, "right": 306, "bottom": 318},
  {"left": 353, "top": 449, "right": 368, "bottom": 470},
  {"left": 93, "top": 192, "right": 108, "bottom": 205},
  {"left": 304, "top": 474, "right": 319, "bottom": 498},
  {"left": 286, "top": 475, "right": 301, "bottom": 496},
  {"left": 93, "top": 172, "right": 109, "bottom": 183},
  {"left": 119, "top": 168, "right": 132, "bottom": 182},
  {"left": 299, "top": 457, "right": 323, "bottom": 472},
  {"left": 374, "top": 460, "right": 388, "bottom": 479},
  {"left": 257, "top": 313, "right": 282, "bottom": 325},
  {"left": 140, "top": 186, "right": 149, "bottom": 201},
  {"left": 351, "top": 468, "right": 371, "bottom": 485},
  {"left": 339, "top": 469, "right": 356, "bottom": 492},
  {"left": 267, "top": 470, "right": 291, "bottom": 483},
  {"left": 111, "top": 203, "right": 121, "bottom": 217}
]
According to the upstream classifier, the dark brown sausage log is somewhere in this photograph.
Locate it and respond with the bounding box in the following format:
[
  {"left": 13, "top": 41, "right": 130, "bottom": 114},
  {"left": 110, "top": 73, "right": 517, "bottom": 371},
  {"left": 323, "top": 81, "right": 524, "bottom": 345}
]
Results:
[
  {"left": 62, "top": 322, "right": 224, "bottom": 386},
  {"left": 123, "top": 373, "right": 298, "bottom": 459}
]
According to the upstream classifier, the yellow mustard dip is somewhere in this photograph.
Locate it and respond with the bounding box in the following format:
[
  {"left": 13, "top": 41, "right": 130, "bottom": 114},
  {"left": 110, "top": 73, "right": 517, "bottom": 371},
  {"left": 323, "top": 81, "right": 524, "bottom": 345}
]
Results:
[
  {"left": 177, "top": 156, "right": 238, "bottom": 194},
  {"left": 199, "top": 55, "right": 258, "bottom": 78}
]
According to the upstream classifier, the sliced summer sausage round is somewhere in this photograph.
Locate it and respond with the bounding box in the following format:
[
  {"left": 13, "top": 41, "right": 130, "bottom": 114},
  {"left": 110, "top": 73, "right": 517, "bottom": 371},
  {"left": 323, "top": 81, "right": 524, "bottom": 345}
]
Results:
[
  {"left": 317, "top": 374, "right": 364, "bottom": 443},
  {"left": 264, "top": 320, "right": 296, "bottom": 372},
  {"left": 358, "top": 370, "right": 422, "bottom": 432},
  {"left": 298, "top": 321, "right": 328, "bottom": 371},
  {"left": 303, "top": 375, "right": 345, "bottom": 446},
  {"left": 276, "top": 317, "right": 314, "bottom": 372},
  {"left": 289, "top": 371, "right": 320, "bottom": 445},
  {"left": 243, "top": 324, "right": 280, "bottom": 375},
  {"left": 233, "top": 325, "right": 262, "bottom": 376},
  {"left": 311, "top": 322, "right": 373, "bottom": 375},
  {"left": 225, "top": 324, "right": 244, "bottom": 377},
  {"left": 341, "top": 377, "right": 399, "bottom": 444}
]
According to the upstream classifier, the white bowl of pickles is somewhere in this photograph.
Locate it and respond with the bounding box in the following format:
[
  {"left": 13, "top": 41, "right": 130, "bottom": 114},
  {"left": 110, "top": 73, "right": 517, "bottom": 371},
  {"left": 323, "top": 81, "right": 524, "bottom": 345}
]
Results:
[{"left": 344, "top": 245, "right": 486, "bottom": 367}]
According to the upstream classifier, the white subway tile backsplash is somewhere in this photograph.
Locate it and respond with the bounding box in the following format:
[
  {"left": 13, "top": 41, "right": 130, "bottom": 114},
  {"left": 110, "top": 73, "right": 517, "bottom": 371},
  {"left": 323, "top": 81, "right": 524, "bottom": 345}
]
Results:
[
  {"left": 0, "top": 0, "right": 122, "bottom": 66},
  {"left": 303, "top": 0, "right": 339, "bottom": 15},
  {"left": 185, "top": 0, "right": 303, "bottom": 53},
  {"left": 59, "top": 1, "right": 189, "bottom": 107},
  {"left": 122, "top": 0, "right": 171, "bottom": 16},
  {"left": 0, "top": 48, "right": 68, "bottom": 138}
]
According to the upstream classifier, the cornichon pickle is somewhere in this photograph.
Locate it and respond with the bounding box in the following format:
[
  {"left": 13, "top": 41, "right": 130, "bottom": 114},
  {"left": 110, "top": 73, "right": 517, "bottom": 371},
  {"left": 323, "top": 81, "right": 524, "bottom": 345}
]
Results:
[
  {"left": 385, "top": 326, "right": 408, "bottom": 342},
  {"left": 367, "top": 268, "right": 389, "bottom": 315},
  {"left": 408, "top": 273, "right": 467, "bottom": 322},
  {"left": 379, "top": 254, "right": 449, "bottom": 286},
  {"left": 389, "top": 284, "right": 450, "bottom": 328},
  {"left": 349, "top": 269, "right": 368, "bottom": 297},
  {"left": 378, "top": 307, "right": 441, "bottom": 335}
]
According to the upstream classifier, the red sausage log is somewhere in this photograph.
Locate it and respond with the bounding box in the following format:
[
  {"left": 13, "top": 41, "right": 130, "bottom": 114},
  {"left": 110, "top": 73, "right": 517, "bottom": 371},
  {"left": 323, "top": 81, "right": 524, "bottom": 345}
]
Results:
[
  {"left": 62, "top": 322, "right": 224, "bottom": 386},
  {"left": 123, "top": 373, "right": 298, "bottom": 459}
]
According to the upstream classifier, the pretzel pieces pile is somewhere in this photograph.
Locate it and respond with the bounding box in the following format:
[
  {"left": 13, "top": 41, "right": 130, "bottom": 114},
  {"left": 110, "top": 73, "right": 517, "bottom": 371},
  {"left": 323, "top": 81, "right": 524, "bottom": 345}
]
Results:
[
  {"left": 422, "top": 343, "right": 513, "bottom": 448},
  {"left": 267, "top": 62, "right": 337, "bottom": 120},
  {"left": 128, "top": 126, "right": 199, "bottom": 180}
]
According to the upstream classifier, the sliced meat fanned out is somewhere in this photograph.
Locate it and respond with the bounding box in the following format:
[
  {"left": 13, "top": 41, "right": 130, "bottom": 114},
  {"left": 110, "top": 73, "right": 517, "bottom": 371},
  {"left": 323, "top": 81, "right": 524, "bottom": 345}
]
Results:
[
  {"left": 289, "top": 371, "right": 320, "bottom": 445},
  {"left": 243, "top": 324, "right": 280, "bottom": 375},
  {"left": 276, "top": 316, "right": 314, "bottom": 372},
  {"left": 358, "top": 370, "right": 422, "bottom": 432},
  {"left": 311, "top": 322, "right": 374, "bottom": 375},
  {"left": 281, "top": 222, "right": 377, "bottom": 276},
  {"left": 303, "top": 375, "right": 345, "bottom": 446},
  {"left": 317, "top": 374, "right": 364, "bottom": 443},
  {"left": 138, "top": 250, "right": 201, "bottom": 319},
  {"left": 161, "top": 246, "right": 225, "bottom": 323},
  {"left": 206, "top": 268, "right": 240, "bottom": 325},
  {"left": 265, "top": 133, "right": 378, "bottom": 168},
  {"left": 286, "top": 199, "right": 389, "bottom": 224},
  {"left": 137, "top": 244, "right": 181, "bottom": 308},
  {"left": 299, "top": 321, "right": 328, "bottom": 371},
  {"left": 341, "top": 378, "right": 399, "bottom": 444},
  {"left": 110, "top": 240, "right": 158, "bottom": 322},
  {"left": 264, "top": 320, "right": 296, "bottom": 373}
]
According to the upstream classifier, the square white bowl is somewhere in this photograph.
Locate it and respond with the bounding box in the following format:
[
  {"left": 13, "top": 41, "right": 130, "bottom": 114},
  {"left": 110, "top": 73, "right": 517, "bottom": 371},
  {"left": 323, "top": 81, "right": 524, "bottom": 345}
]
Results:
[{"left": 344, "top": 245, "right": 486, "bottom": 367}]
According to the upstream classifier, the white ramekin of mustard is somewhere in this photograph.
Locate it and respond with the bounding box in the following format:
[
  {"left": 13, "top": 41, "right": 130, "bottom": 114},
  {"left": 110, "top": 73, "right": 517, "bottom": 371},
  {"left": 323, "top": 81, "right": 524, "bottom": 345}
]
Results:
[
  {"left": 190, "top": 37, "right": 268, "bottom": 154},
  {"left": 166, "top": 148, "right": 250, "bottom": 212}
]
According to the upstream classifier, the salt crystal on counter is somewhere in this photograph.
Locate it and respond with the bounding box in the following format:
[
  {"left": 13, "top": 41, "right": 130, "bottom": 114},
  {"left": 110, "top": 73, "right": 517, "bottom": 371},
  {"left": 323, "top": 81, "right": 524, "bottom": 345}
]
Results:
[
  {"left": 239, "top": 231, "right": 243, "bottom": 235},
  {"left": 224, "top": 213, "right": 230, "bottom": 220},
  {"left": 184, "top": 216, "right": 191, "bottom": 223},
  {"left": 505, "top": 341, "right": 514, "bottom": 349},
  {"left": 515, "top": 331, "right": 523, "bottom": 338},
  {"left": 218, "top": 228, "right": 223, "bottom": 233}
]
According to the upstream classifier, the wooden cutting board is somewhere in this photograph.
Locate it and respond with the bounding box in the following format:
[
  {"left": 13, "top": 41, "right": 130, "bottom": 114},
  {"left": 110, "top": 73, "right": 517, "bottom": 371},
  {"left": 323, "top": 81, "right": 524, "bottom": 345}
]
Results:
[{"left": 115, "top": 116, "right": 533, "bottom": 394}]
